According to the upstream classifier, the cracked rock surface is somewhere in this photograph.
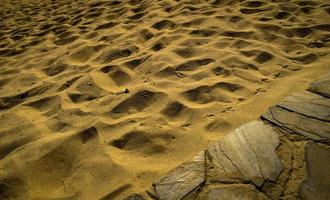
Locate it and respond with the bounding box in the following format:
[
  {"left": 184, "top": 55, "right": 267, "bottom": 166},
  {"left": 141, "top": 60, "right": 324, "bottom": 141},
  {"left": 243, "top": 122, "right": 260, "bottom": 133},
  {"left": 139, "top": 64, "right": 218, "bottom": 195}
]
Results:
[
  {"left": 153, "top": 73, "right": 330, "bottom": 200},
  {"left": 206, "top": 120, "right": 282, "bottom": 187},
  {"left": 153, "top": 151, "right": 205, "bottom": 200}
]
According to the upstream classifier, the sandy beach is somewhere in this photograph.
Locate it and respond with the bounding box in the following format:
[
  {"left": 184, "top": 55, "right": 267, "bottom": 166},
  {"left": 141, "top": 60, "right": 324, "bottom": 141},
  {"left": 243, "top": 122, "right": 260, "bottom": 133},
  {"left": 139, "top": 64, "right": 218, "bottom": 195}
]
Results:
[{"left": 0, "top": 0, "right": 329, "bottom": 199}]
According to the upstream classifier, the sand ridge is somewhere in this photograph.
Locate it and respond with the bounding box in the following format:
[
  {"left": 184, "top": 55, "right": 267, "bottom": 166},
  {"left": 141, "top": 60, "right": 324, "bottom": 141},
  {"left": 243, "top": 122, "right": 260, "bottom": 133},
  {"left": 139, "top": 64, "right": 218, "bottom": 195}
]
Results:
[{"left": 0, "top": 0, "right": 330, "bottom": 199}]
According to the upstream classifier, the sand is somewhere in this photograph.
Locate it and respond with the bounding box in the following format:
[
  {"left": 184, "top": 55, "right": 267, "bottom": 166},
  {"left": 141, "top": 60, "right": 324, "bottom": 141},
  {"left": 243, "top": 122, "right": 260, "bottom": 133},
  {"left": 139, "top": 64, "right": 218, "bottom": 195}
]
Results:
[{"left": 0, "top": 0, "right": 329, "bottom": 199}]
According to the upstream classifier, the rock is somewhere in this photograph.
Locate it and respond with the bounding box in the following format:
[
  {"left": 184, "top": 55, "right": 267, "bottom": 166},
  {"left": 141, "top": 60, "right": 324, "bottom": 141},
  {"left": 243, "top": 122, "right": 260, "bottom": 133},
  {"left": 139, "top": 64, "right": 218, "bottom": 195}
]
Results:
[
  {"left": 206, "top": 120, "right": 282, "bottom": 187},
  {"left": 277, "top": 91, "right": 330, "bottom": 121},
  {"left": 153, "top": 151, "right": 205, "bottom": 200},
  {"left": 263, "top": 106, "right": 330, "bottom": 142},
  {"left": 299, "top": 143, "right": 330, "bottom": 200},
  {"left": 201, "top": 184, "right": 269, "bottom": 200},
  {"left": 308, "top": 73, "right": 330, "bottom": 97}
]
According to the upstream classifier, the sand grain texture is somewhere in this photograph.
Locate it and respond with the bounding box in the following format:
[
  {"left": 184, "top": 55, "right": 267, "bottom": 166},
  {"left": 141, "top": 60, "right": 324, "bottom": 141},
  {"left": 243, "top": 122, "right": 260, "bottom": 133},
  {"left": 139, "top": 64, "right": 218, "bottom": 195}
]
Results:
[{"left": 0, "top": 0, "right": 329, "bottom": 199}]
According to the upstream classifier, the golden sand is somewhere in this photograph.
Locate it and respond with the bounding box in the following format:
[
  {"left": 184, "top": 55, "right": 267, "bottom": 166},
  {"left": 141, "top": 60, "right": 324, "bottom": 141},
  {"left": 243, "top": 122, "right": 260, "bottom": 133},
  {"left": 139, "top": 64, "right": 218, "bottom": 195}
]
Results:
[{"left": 0, "top": 0, "right": 329, "bottom": 199}]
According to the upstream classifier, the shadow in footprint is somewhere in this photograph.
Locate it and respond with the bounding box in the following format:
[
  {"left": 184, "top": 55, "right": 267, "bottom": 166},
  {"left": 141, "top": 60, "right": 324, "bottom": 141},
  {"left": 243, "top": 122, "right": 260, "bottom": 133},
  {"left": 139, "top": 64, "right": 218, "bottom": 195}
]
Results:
[
  {"left": 152, "top": 19, "right": 176, "bottom": 30},
  {"left": 176, "top": 58, "right": 214, "bottom": 71}
]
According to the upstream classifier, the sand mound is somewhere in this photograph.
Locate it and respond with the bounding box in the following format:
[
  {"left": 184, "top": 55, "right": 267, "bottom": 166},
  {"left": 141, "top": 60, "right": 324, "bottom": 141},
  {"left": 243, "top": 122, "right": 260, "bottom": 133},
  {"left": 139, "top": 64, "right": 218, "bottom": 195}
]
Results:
[{"left": 0, "top": 0, "right": 329, "bottom": 199}]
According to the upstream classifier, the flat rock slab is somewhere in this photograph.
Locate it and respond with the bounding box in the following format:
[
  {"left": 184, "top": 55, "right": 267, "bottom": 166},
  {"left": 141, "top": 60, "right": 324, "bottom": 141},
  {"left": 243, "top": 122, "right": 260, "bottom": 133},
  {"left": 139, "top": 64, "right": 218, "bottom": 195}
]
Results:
[
  {"left": 277, "top": 91, "right": 330, "bottom": 121},
  {"left": 263, "top": 104, "right": 330, "bottom": 142},
  {"left": 202, "top": 184, "right": 268, "bottom": 200},
  {"left": 206, "top": 120, "right": 282, "bottom": 186},
  {"left": 153, "top": 151, "right": 205, "bottom": 200},
  {"left": 299, "top": 143, "right": 330, "bottom": 200},
  {"left": 262, "top": 73, "right": 330, "bottom": 142},
  {"left": 308, "top": 73, "right": 330, "bottom": 98}
]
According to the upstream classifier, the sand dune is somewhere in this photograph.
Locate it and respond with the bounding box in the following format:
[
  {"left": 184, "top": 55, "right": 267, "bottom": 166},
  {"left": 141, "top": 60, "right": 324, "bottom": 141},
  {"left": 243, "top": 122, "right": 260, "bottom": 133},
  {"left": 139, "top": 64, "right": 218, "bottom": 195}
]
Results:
[{"left": 0, "top": 0, "right": 329, "bottom": 199}]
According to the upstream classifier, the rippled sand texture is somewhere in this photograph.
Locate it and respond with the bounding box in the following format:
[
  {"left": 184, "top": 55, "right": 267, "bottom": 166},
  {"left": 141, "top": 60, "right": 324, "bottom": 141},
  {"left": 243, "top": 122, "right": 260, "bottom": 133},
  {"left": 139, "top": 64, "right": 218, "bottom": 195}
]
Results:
[{"left": 0, "top": 0, "right": 329, "bottom": 199}]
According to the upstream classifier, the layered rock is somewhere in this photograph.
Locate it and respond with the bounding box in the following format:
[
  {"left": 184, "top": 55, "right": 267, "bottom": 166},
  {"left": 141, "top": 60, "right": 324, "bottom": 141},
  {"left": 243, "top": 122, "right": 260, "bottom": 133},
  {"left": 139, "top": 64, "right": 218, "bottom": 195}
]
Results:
[
  {"left": 153, "top": 152, "right": 205, "bottom": 200},
  {"left": 206, "top": 120, "right": 282, "bottom": 187}
]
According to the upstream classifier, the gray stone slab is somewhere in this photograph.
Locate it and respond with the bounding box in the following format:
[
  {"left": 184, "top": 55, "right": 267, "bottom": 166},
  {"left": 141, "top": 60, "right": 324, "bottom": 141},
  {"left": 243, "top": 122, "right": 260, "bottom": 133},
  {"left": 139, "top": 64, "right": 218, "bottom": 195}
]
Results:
[
  {"left": 308, "top": 73, "right": 330, "bottom": 97},
  {"left": 203, "top": 184, "right": 269, "bottom": 200},
  {"left": 299, "top": 143, "right": 330, "bottom": 200},
  {"left": 277, "top": 91, "right": 330, "bottom": 121},
  {"left": 263, "top": 106, "right": 330, "bottom": 142},
  {"left": 206, "top": 120, "right": 282, "bottom": 187},
  {"left": 153, "top": 151, "right": 205, "bottom": 200}
]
